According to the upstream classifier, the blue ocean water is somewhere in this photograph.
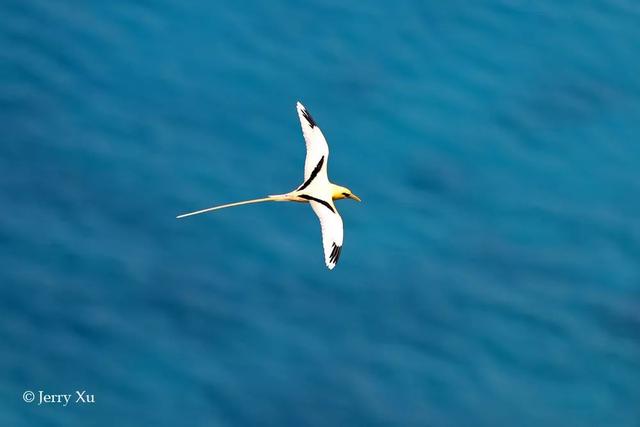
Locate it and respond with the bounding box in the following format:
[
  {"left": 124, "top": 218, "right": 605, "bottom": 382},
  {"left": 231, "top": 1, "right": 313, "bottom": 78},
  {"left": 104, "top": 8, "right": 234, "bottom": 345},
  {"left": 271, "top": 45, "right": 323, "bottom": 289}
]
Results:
[{"left": 1, "top": 0, "right": 640, "bottom": 425}]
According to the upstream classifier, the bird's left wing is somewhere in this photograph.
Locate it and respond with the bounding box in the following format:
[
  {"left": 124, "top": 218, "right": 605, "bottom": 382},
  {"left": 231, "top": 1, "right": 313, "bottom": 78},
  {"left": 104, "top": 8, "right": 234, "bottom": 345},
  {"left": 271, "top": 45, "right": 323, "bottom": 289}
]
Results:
[
  {"left": 296, "top": 102, "right": 329, "bottom": 186},
  {"left": 308, "top": 199, "right": 344, "bottom": 270}
]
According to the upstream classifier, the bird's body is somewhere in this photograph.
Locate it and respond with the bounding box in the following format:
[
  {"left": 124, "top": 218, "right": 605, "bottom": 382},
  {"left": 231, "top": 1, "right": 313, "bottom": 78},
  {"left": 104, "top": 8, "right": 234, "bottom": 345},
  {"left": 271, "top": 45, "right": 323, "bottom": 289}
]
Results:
[{"left": 177, "top": 102, "right": 360, "bottom": 269}]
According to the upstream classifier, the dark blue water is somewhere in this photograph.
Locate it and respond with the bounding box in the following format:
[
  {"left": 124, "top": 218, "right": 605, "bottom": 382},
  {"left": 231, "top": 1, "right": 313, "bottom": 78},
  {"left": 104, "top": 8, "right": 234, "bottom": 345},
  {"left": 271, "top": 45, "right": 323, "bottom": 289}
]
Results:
[{"left": 1, "top": 1, "right": 639, "bottom": 425}]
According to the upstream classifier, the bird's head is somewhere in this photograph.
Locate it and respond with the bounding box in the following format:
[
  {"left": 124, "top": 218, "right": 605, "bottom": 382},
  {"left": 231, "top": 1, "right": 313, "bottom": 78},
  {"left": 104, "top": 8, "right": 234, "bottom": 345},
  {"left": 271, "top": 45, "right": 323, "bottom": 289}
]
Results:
[{"left": 331, "top": 184, "right": 361, "bottom": 202}]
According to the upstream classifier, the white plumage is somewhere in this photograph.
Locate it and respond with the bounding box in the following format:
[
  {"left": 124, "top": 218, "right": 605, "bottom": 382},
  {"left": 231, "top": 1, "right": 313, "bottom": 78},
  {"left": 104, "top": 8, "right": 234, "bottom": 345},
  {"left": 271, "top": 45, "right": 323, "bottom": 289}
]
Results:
[
  {"left": 296, "top": 101, "right": 329, "bottom": 182},
  {"left": 309, "top": 199, "right": 344, "bottom": 269},
  {"left": 177, "top": 102, "right": 360, "bottom": 270}
]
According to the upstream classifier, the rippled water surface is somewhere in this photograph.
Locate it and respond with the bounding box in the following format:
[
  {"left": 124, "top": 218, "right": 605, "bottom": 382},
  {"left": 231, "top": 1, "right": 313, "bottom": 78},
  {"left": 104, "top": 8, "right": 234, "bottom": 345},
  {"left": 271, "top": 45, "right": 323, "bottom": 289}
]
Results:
[{"left": 1, "top": 0, "right": 639, "bottom": 425}]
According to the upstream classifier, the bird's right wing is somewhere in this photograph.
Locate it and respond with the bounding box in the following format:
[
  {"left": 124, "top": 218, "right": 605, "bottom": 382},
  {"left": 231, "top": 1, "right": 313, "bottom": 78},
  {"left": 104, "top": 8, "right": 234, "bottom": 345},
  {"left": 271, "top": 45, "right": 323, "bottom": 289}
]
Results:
[
  {"left": 296, "top": 102, "right": 329, "bottom": 186},
  {"left": 308, "top": 199, "right": 344, "bottom": 270}
]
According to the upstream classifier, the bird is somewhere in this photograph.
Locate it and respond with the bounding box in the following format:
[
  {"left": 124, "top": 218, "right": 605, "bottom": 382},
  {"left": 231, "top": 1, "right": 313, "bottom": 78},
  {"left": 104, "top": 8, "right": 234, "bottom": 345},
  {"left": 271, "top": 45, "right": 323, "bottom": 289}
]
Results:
[{"left": 177, "top": 101, "right": 361, "bottom": 270}]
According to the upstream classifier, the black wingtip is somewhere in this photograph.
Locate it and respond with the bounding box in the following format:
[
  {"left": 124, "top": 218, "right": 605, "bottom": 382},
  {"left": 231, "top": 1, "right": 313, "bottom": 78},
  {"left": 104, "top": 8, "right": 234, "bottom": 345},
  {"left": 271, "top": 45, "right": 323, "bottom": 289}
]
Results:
[
  {"left": 329, "top": 242, "right": 342, "bottom": 265},
  {"left": 300, "top": 106, "right": 317, "bottom": 128}
]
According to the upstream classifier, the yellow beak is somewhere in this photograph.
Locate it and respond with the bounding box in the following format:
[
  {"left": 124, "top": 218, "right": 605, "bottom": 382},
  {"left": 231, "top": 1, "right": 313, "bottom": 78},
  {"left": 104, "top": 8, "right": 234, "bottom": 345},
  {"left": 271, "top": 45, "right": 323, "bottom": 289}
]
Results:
[{"left": 350, "top": 194, "right": 362, "bottom": 202}]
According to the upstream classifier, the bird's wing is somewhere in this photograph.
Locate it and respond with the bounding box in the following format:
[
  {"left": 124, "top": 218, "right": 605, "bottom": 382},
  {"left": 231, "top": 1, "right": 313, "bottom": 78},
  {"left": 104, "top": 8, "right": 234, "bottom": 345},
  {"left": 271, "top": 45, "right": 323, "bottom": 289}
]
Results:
[
  {"left": 296, "top": 102, "right": 329, "bottom": 184},
  {"left": 309, "top": 199, "right": 344, "bottom": 270}
]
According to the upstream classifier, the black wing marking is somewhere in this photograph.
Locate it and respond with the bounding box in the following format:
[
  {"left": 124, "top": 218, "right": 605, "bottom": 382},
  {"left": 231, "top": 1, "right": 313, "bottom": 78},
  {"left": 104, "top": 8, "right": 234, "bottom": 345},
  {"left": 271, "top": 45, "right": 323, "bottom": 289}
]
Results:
[
  {"left": 298, "top": 194, "right": 335, "bottom": 213},
  {"left": 297, "top": 156, "right": 324, "bottom": 191}
]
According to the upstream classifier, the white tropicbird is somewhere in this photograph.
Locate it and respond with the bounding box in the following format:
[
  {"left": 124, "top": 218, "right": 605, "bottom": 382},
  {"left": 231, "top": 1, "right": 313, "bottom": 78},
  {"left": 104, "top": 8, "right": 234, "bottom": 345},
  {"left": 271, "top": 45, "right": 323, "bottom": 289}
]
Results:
[{"left": 177, "top": 102, "right": 361, "bottom": 269}]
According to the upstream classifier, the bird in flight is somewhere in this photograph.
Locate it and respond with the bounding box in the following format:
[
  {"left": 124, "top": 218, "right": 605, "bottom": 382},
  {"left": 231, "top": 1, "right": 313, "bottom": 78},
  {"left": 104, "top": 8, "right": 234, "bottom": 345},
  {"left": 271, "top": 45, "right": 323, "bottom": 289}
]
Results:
[{"left": 177, "top": 102, "right": 361, "bottom": 269}]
